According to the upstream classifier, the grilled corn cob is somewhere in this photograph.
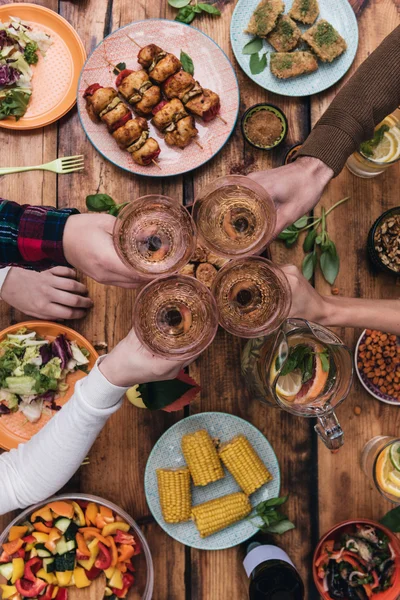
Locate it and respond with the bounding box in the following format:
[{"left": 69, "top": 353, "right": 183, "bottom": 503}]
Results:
[
  {"left": 191, "top": 492, "right": 251, "bottom": 537},
  {"left": 157, "top": 467, "right": 192, "bottom": 523},
  {"left": 219, "top": 435, "right": 272, "bottom": 495},
  {"left": 181, "top": 429, "right": 224, "bottom": 486}
]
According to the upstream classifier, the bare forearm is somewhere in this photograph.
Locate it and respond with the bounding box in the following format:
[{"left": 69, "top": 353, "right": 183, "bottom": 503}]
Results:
[{"left": 319, "top": 296, "right": 400, "bottom": 335}]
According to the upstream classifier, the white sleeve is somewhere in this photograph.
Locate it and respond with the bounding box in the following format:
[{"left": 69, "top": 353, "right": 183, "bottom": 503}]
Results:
[
  {"left": 0, "top": 267, "right": 11, "bottom": 296},
  {"left": 0, "top": 359, "right": 129, "bottom": 515}
]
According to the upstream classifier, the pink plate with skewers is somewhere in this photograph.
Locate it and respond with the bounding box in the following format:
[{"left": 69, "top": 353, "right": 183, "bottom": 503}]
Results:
[{"left": 77, "top": 19, "right": 240, "bottom": 177}]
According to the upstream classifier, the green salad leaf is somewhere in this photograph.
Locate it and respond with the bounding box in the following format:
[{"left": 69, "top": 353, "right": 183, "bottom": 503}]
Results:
[{"left": 0, "top": 89, "right": 31, "bottom": 121}]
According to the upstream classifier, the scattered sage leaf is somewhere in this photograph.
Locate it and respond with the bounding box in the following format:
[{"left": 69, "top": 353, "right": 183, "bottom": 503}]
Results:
[
  {"left": 302, "top": 252, "right": 315, "bottom": 280},
  {"left": 243, "top": 37, "right": 263, "bottom": 55},
  {"left": 168, "top": 0, "right": 191, "bottom": 6},
  {"left": 315, "top": 235, "right": 322, "bottom": 245},
  {"left": 198, "top": 2, "right": 221, "bottom": 15},
  {"left": 293, "top": 215, "right": 308, "bottom": 229},
  {"left": 180, "top": 50, "right": 194, "bottom": 75},
  {"left": 86, "top": 193, "right": 116, "bottom": 212},
  {"left": 250, "top": 52, "right": 267, "bottom": 75},
  {"left": 303, "top": 228, "right": 317, "bottom": 253},
  {"left": 263, "top": 519, "right": 296, "bottom": 535},
  {"left": 175, "top": 5, "right": 196, "bottom": 23},
  {"left": 320, "top": 250, "right": 339, "bottom": 285}
]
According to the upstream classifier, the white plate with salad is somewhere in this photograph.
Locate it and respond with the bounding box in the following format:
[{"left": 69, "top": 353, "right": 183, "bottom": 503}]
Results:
[
  {"left": 0, "top": 321, "right": 98, "bottom": 450},
  {"left": 0, "top": 3, "right": 86, "bottom": 129}
]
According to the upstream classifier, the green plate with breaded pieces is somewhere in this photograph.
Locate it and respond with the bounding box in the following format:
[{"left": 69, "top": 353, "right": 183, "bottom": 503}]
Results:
[
  {"left": 144, "top": 412, "right": 280, "bottom": 550},
  {"left": 230, "top": 0, "right": 358, "bottom": 97}
]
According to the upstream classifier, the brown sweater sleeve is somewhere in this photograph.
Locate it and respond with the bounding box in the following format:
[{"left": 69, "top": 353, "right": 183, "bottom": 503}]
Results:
[{"left": 296, "top": 25, "right": 400, "bottom": 176}]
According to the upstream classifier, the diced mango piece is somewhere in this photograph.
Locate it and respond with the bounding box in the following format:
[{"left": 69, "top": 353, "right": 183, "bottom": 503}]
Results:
[
  {"left": 11, "top": 559, "right": 24, "bottom": 584},
  {"left": 32, "top": 532, "right": 49, "bottom": 543},
  {"left": 108, "top": 569, "right": 123, "bottom": 590},
  {"left": 0, "top": 585, "right": 17, "bottom": 599},
  {"left": 36, "top": 568, "right": 57, "bottom": 585},
  {"left": 73, "top": 567, "right": 91, "bottom": 589},
  {"left": 56, "top": 571, "right": 73, "bottom": 587}
]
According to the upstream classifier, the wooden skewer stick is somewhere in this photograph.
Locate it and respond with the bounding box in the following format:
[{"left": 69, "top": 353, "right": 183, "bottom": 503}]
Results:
[
  {"left": 152, "top": 159, "right": 162, "bottom": 170},
  {"left": 105, "top": 60, "right": 121, "bottom": 73},
  {"left": 195, "top": 140, "right": 204, "bottom": 150},
  {"left": 216, "top": 114, "right": 228, "bottom": 125},
  {"left": 125, "top": 34, "right": 141, "bottom": 48}
]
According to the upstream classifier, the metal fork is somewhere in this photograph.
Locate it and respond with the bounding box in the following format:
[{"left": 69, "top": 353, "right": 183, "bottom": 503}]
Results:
[{"left": 0, "top": 155, "right": 84, "bottom": 175}]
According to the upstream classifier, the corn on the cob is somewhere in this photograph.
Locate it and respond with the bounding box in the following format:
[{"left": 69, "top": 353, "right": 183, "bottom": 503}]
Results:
[
  {"left": 181, "top": 429, "right": 224, "bottom": 486},
  {"left": 191, "top": 492, "right": 251, "bottom": 537},
  {"left": 156, "top": 467, "right": 192, "bottom": 523},
  {"left": 219, "top": 435, "right": 272, "bottom": 495}
]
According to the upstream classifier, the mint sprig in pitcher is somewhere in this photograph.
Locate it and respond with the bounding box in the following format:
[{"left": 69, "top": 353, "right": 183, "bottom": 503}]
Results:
[{"left": 241, "top": 318, "right": 353, "bottom": 451}]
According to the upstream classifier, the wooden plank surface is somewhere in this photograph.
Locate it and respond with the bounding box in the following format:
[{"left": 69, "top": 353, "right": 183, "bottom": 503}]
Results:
[{"left": 0, "top": 0, "right": 399, "bottom": 598}]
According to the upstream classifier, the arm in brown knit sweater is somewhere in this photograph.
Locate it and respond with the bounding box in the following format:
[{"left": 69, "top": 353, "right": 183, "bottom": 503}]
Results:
[{"left": 296, "top": 26, "right": 400, "bottom": 176}]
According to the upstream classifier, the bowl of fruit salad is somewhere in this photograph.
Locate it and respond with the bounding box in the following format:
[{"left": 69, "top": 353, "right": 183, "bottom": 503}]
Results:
[
  {"left": 0, "top": 494, "right": 153, "bottom": 600},
  {"left": 313, "top": 519, "right": 400, "bottom": 600}
]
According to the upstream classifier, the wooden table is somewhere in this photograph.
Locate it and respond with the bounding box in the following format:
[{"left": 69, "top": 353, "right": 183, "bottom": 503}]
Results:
[{"left": 0, "top": 0, "right": 400, "bottom": 597}]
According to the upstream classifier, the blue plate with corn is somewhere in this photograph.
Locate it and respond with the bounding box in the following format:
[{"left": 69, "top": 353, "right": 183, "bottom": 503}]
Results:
[{"left": 144, "top": 412, "right": 280, "bottom": 550}]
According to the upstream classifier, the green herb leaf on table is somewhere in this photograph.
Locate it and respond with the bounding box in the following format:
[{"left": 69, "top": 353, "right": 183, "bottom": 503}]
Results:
[
  {"left": 303, "top": 228, "right": 317, "bottom": 252},
  {"left": 113, "top": 62, "right": 126, "bottom": 75},
  {"left": 250, "top": 52, "right": 268, "bottom": 75},
  {"left": 175, "top": 6, "right": 197, "bottom": 23},
  {"left": 168, "top": 0, "right": 191, "bottom": 7},
  {"left": 197, "top": 3, "right": 221, "bottom": 15},
  {"left": 242, "top": 37, "right": 263, "bottom": 55},
  {"left": 250, "top": 496, "right": 295, "bottom": 535},
  {"left": 180, "top": 50, "right": 194, "bottom": 75},
  {"left": 320, "top": 249, "right": 339, "bottom": 285},
  {"left": 86, "top": 194, "right": 116, "bottom": 212},
  {"left": 380, "top": 506, "right": 400, "bottom": 532},
  {"left": 293, "top": 215, "right": 308, "bottom": 229},
  {"left": 302, "top": 251, "right": 316, "bottom": 281}
]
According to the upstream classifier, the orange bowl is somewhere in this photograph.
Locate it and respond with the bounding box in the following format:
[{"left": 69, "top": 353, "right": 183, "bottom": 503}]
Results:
[
  {"left": 0, "top": 4, "right": 86, "bottom": 130},
  {"left": 313, "top": 519, "right": 400, "bottom": 600},
  {"left": 0, "top": 321, "right": 98, "bottom": 450}
]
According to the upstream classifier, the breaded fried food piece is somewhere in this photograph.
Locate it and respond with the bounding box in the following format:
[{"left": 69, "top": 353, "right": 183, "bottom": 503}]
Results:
[
  {"left": 267, "top": 15, "right": 301, "bottom": 52},
  {"left": 245, "top": 0, "right": 285, "bottom": 37},
  {"left": 289, "top": 0, "right": 319, "bottom": 25},
  {"left": 302, "top": 19, "right": 347, "bottom": 62},
  {"left": 270, "top": 51, "right": 318, "bottom": 79}
]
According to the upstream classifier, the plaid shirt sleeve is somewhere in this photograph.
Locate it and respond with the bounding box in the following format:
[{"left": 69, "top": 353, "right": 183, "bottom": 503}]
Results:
[{"left": 0, "top": 199, "right": 80, "bottom": 270}]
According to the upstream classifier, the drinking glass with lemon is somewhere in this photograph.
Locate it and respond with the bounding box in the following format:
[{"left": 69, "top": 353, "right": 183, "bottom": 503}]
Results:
[
  {"left": 346, "top": 109, "right": 400, "bottom": 178},
  {"left": 361, "top": 436, "right": 400, "bottom": 503}
]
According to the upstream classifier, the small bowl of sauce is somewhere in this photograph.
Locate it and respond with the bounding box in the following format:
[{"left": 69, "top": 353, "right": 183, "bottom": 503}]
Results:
[{"left": 241, "top": 103, "right": 288, "bottom": 150}]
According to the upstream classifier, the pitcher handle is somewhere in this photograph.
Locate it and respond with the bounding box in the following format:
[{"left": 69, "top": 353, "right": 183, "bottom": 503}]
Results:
[{"left": 314, "top": 411, "right": 344, "bottom": 452}]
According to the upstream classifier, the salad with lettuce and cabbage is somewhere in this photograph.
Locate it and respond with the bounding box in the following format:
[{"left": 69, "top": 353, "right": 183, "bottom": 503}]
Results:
[
  {"left": 0, "top": 328, "right": 90, "bottom": 423},
  {"left": 0, "top": 16, "right": 52, "bottom": 120}
]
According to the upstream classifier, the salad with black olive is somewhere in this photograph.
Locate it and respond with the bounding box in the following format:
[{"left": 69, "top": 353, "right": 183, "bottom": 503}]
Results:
[{"left": 315, "top": 524, "right": 397, "bottom": 599}]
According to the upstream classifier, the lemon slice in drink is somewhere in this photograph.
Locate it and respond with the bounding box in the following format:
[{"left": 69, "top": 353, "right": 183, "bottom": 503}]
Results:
[
  {"left": 389, "top": 470, "right": 400, "bottom": 487},
  {"left": 390, "top": 441, "right": 400, "bottom": 471},
  {"left": 276, "top": 369, "right": 303, "bottom": 401},
  {"left": 370, "top": 132, "right": 399, "bottom": 163},
  {"left": 376, "top": 448, "right": 400, "bottom": 499}
]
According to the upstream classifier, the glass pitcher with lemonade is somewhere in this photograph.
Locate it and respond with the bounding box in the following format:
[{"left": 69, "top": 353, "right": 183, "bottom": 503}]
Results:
[
  {"left": 346, "top": 108, "right": 400, "bottom": 178},
  {"left": 241, "top": 319, "right": 353, "bottom": 451}
]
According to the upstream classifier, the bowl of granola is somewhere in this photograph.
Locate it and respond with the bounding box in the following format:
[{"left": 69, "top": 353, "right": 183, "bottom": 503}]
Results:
[{"left": 367, "top": 207, "right": 400, "bottom": 275}]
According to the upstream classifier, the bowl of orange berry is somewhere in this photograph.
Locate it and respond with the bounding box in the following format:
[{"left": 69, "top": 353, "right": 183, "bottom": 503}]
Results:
[{"left": 355, "top": 329, "right": 400, "bottom": 405}]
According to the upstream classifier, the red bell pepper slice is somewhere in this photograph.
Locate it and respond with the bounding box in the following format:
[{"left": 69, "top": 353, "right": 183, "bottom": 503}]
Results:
[
  {"left": 56, "top": 589, "right": 68, "bottom": 600},
  {"left": 0, "top": 550, "right": 10, "bottom": 563},
  {"left": 115, "top": 69, "right": 134, "bottom": 88},
  {"left": 85, "top": 566, "right": 102, "bottom": 581},
  {"left": 371, "top": 569, "right": 380, "bottom": 590},
  {"left": 22, "top": 535, "right": 36, "bottom": 544},
  {"left": 42, "top": 584, "right": 55, "bottom": 600},
  {"left": 114, "top": 531, "right": 135, "bottom": 546},
  {"left": 126, "top": 561, "right": 135, "bottom": 573},
  {"left": 152, "top": 100, "right": 168, "bottom": 115},
  {"left": 94, "top": 542, "right": 112, "bottom": 570},
  {"left": 203, "top": 101, "right": 220, "bottom": 122},
  {"left": 24, "top": 557, "right": 42, "bottom": 582},
  {"left": 10, "top": 548, "right": 25, "bottom": 559},
  {"left": 15, "top": 577, "right": 47, "bottom": 598},
  {"left": 83, "top": 83, "right": 102, "bottom": 98},
  {"left": 112, "top": 573, "right": 135, "bottom": 598},
  {"left": 110, "top": 112, "right": 132, "bottom": 133},
  {"left": 141, "top": 149, "right": 161, "bottom": 166}
]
